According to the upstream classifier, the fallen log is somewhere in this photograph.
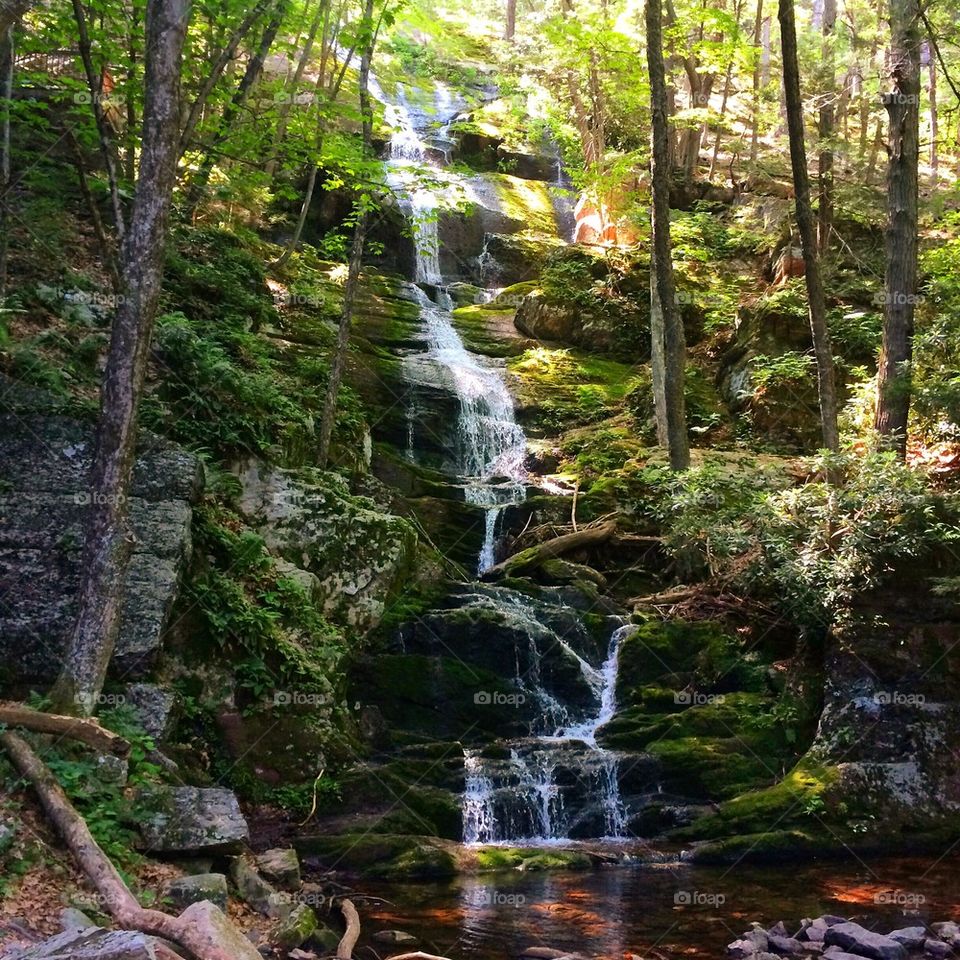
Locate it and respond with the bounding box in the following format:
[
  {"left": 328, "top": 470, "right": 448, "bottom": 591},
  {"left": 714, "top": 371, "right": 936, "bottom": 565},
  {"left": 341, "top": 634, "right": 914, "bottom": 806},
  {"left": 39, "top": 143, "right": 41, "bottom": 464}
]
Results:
[
  {"left": 0, "top": 703, "right": 130, "bottom": 758},
  {"left": 482, "top": 519, "right": 618, "bottom": 579},
  {"left": 629, "top": 587, "right": 698, "bottom": 606},
  {"left": 337, "top": 898, "right": 360, "bottom": 960},
  {"left": 1, "top": 731, "right": 258, "bottom": 960}
]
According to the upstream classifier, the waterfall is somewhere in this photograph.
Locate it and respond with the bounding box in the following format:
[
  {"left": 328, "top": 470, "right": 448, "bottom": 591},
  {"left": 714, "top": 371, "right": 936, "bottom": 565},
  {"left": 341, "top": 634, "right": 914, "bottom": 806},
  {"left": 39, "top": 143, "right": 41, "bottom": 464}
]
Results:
[
  {"left": 462, "top": 624, "right": 635, "bottom": 845},
  {"left": 374, "top": 77, "right": 528, "bottom": 573}
]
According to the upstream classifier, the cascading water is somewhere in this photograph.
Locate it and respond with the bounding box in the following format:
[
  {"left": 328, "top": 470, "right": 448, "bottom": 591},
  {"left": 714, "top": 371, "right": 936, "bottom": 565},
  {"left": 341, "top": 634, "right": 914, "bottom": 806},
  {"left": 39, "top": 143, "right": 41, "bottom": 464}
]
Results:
[
  {"left": 370, "top": 79, "right": 626, "bottom": 844},
  {"left": 462, "top": 623, "right": 636, "bottom": 845},
  {"left": 373, "top": 77, "right": 527, "bottom": 573}
]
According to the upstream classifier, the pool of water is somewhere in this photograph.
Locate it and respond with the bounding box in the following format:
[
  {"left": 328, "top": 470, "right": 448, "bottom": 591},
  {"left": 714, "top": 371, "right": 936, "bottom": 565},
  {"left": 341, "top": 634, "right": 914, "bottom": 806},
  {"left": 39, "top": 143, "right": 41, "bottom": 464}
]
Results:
[{"left": 358, "top": 854, "right": 960, "bottom": 959}]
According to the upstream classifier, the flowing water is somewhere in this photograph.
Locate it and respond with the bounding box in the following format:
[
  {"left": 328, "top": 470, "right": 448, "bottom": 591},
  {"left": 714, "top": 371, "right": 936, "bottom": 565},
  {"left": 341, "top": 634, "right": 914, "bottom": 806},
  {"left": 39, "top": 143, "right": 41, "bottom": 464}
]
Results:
[
  {"left": 373, "top": 78, "right": 527, "bottom": 575},
  {"left": 462, "top": 622, "right": 633, "bottom": 845},
  {"left": 371, "top": 78, "right": 633, "bottom": 844}
]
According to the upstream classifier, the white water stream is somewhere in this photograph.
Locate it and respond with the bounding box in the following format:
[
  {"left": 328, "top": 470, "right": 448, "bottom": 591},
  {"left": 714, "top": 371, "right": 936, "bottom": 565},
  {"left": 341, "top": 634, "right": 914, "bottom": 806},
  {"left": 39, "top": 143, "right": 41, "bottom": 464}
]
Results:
[
  {"left": 374, "top": 78, "right": 527, "bottom": 573},
  {"left": 371, "top": 77, "right": 626, "bottom": 844}
]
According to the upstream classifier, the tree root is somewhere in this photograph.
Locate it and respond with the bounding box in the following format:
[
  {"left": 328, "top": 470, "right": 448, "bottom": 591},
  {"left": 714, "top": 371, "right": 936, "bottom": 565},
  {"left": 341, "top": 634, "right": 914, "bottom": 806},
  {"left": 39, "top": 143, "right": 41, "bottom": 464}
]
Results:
[
  {"left": 337, "top": 898, "right": 361, "bottom": 960},
  {"left": 0, "top": 730, "right": 250, "bottom": 960}
]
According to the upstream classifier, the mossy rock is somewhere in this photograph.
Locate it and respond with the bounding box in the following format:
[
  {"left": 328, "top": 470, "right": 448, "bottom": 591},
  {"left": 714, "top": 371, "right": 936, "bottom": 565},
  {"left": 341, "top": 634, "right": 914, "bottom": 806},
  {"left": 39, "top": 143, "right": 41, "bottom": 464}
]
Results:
[
  {"left": 294, "top": 833, "right": 457, "bottom": 880},
  {"left": 644, "top": 736, "right": 781, "bottom": 801},
  {"left": 348, "top": 652, "right": 534, "bottom": 742},
  {"left": 473, "top": 846, "right": 592, "bottom": 872},
  {"left": 673, "top": 764, "right": 841, "bottom": 841}
]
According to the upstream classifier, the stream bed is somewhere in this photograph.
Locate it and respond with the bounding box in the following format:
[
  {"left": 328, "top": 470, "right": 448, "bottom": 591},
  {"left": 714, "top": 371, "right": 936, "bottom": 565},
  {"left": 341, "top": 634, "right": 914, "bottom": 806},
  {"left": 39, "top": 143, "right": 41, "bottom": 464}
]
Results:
[{"left": 357, "top": 855, "right": 960, "bottom": 959}]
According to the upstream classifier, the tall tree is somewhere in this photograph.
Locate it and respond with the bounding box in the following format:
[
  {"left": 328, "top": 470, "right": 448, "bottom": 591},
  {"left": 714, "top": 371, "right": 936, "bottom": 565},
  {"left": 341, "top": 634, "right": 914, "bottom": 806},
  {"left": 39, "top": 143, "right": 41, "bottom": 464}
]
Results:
[
  {"left": 817, "top": 0, "right": 836, "bottom": 252},
  {"left": 505, "top": 0, "right": 516, "bottom": 39},
  {"left": 779, "top": 0, "right": 840, "bottom": 451},
  {"left": 50, "top": 0, "right": 191, "bottom": 715},
  {"left": 647, "top": 0, "right": 690, "bottom": 470},
  {"left": 874, "top": 0, "right": 921, "bottom": 458},
  {"left": 317, "top": 0, "right": 378, "bottom": 468}
]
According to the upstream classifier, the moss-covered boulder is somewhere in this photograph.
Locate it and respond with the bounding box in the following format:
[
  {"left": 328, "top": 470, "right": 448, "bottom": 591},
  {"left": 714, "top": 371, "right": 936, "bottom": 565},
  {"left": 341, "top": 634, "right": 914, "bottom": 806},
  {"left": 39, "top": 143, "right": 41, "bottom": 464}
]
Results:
[
  {"left": 234, "top": 460, "right": 417, "bottom": 630},
  {"left": 293, "top": 833, "right": 457, "bottom": 880}
]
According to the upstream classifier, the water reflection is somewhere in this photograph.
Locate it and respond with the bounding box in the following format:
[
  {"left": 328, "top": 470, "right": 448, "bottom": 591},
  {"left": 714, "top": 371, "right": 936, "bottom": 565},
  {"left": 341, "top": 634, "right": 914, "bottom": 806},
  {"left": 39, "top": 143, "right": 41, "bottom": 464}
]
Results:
[{"left": 361, "top": 856, "right": 960, "bottom": 960}]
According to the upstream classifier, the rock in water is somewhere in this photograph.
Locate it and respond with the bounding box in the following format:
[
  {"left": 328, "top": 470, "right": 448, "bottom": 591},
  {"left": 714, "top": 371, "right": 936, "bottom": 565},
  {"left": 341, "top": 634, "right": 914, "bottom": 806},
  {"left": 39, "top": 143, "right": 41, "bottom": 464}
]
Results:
[
  {"left": 373, "top": 930, "right": 420, "bottom": 946},
  {"left": 823, "top": 923, "right": 907, "bottom": 960},
  {"left": 137, "top": 786, "right": 249, "bottom": 854}
]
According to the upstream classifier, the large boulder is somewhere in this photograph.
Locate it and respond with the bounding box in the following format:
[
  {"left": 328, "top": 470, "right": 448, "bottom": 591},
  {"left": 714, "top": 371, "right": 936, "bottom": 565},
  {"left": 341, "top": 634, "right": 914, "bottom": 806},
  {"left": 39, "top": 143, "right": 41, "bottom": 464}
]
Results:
[
  {"left": 178, "top": 900, "right": 263, "bottom": 960},
  {"left": 0, "top": 388, "right": 202, "bottom": 685},
  {"left": 233, "top": 460, "right": 417, "bottom": 630},
  {"left": 163, "top": 872, "right": 229, "bottom": 911},
  {"left": 137, "top": 786, "right": 249, "bottom": 854}
]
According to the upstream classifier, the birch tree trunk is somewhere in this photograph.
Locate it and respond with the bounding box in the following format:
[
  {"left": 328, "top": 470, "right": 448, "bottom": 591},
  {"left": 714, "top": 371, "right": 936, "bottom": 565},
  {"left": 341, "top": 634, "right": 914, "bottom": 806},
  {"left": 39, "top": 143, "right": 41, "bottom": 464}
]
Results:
[{"left": 50, "top": 0, "right": 191, "bottom": 715}]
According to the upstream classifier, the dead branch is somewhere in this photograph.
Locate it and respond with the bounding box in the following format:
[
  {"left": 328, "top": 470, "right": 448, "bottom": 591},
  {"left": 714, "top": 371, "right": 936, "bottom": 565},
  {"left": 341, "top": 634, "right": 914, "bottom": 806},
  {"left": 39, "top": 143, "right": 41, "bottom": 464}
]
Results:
[
  {"left": 0, "top": 703, "right": 130, "bottom": 757},
  {"left": 0, "top": 731, "right": 251, "bottom": 960},
  {"left": 482, "top": 519, "right": 618, "bottom": 580},
  {"left": 337, "top": 898, "right": 361, "bottom": 960},
  {"left": 629, "top": 587, "right": 699, "bottom": 606}
]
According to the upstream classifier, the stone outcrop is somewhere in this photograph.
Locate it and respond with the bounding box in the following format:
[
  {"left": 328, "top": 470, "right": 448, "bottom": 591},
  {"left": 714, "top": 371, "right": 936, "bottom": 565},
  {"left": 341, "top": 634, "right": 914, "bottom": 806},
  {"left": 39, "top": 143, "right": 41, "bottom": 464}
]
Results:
[
  {"left": 0, "top": 380, "right": 203, "bottom": 684},
  {"left": 233, "top": 459, "right": 417, "bottom": 630}
]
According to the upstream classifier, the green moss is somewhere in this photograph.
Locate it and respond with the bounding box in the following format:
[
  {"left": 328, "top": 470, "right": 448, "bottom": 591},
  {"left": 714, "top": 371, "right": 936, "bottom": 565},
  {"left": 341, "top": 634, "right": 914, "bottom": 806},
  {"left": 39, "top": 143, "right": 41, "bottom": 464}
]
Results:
[
  {"left": 644, "top": 737, "right": 780, "bottom": 800},
  {"left": 674, "top": 764, "right": 841, "bottom": 840},
  {"left": 294, "top": 833, "right": 457, "bottom": 879},
  {"left": 488, "top": 174, "right": 558, "bottom": 233},
  {"left": 474, "top": 847, "right": 592, "bottom": 872}
]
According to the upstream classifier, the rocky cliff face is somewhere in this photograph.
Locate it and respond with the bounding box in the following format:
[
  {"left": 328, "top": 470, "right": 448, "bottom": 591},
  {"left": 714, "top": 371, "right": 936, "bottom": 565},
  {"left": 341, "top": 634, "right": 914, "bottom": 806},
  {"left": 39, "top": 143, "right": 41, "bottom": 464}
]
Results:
[{"left": 0, "top": 378, "right": 203, "bottom": 686}]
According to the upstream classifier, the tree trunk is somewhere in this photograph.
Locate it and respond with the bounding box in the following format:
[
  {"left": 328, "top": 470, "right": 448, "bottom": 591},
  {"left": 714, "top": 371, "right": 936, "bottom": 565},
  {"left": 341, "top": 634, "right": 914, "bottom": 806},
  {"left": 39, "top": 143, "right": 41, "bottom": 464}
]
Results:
[
  {"left": 267, "top": 0, "right": 326, "bottom": 175},
  {"left": 817, "top": 0, "right": 836, "bottom": 252},
  {"left": 316, "top": 0, "right": 376, "bottom": 468},
  {"left": 647, "top": 0, "right": 690, "bottom": 470},
  {"left": 865, "top": 116, "right": 883, "bottom": 183},
  {"left": 779, "top": 0, "right": 840, "bottom": 452},
  {"left": 924, "top": 42, "right": 938, "bottom": 190},
  {"left": 749, "top": 0, "right": 764, "bottom": 165},
  {"left": 187, "top": 0, "right": 287, "bottom": 211},
  {"left": 178, "top": 0, "right": 273, "bottom": 157},
  {"left": 874, "top": 0, "right": 920, "bottom": 458},
  {"left": 0, "top": 23, "right": 13, "bottom": 293},
  {"left": 505, "top": 0, "right": 516, "bottom": 39},
  {"left": 72, "top": 0, "right": 126, "bottom": 240},
  {"left": 49, "top": 0, "right": 190, "bottom": 716}
]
